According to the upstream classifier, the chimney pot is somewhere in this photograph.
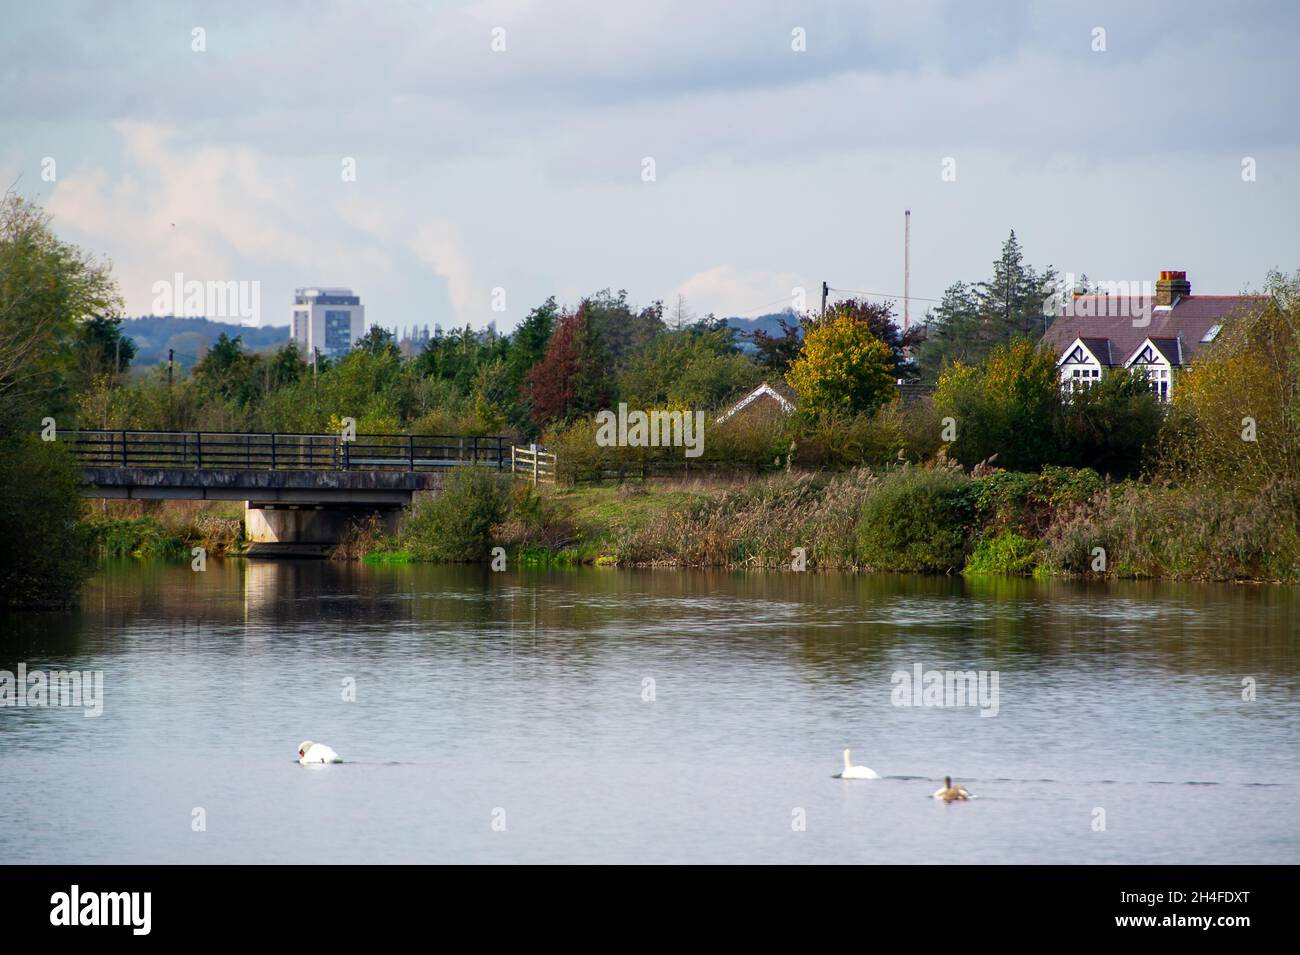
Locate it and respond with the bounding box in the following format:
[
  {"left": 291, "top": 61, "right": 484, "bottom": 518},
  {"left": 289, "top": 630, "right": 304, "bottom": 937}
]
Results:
[{"left": 1155, "top": 269, "right": 1191, "bottom": 306}]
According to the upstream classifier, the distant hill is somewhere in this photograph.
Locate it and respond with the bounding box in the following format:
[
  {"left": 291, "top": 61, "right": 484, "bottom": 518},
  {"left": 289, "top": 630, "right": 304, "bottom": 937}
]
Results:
[
  {"left": 722, "top": 310, "right": 800, "bottom": 353},
  {"left": 119, "top": 315, "right": 290, "bottom": 369},
  {"left": 118, "top": 312, "right": 795, "bottom": 368}
]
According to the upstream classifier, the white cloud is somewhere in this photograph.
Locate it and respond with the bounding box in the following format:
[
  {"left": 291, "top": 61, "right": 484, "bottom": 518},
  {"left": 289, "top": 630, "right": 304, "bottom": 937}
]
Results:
[
  {"left": 44, "top": 122, "right": 394, "bottom": 323},
  {"left": 676, "top": 266, "right": 806, "bottom": 318}
]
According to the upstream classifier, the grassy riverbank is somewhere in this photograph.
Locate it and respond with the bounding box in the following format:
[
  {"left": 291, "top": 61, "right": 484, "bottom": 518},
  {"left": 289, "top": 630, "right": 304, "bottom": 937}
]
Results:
[
  {"left": 82, "top": 501, "right": 245, "bottom": 560},
  {"left": 349, "top": 467, "right": 1300, "bottom": 583},
  {"left": 71, "top": 465, "right": 1300, "bottom": 584}
]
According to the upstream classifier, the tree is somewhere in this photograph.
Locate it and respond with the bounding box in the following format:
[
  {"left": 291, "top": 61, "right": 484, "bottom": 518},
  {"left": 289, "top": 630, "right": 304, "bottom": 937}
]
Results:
[
  {"left": 0, "top": 435, "right": 94, "bottom": 609},
  {"left": 524, "top": 307, "right": 612, "bottom": 428},
  {"left": 503, "top": 297, "right": 558, "bottom": 432},
  {"left": 1057, "top": 369, "right": 1164, "bottom": 479},
  {"left": 1163, "top": 271, "right": 1299, "bottom": 493},
  {"left": 785, "top": 313, "right": 896, "bottom": 417},
  {"left": 618, "top": 318, "right": 759, "bottom": 409},
  {"left": 268, "top": 342, "right": 306, "bottom": 389},
  {"left": 354, "top": 325, "right": 400, "bottom": 359},
  {"left": 914, "top": 231, "right": 1057, "bottom": 381},
  {"left": 820, "top": 298, "right": 922, "bottom": 379},
  {"left": 413, "top": 323, "right": 508, "bottom": 394},
  {"left": 192, "top": 333, "right": 254, "bottom": 402},
  {"left": 73, "top": 315, "right": 136, "bottom": 377},
  {"left": 975, "top": 230, "right": 1056, "bottom": 340},
  {"left": 0, "top": 192, "right": 121, "bottom": 422},
  {"left": 582, "top": 289, "right": 664, "bottom": 367},
  {"left": 933, "top": 339, "right": 1061, "bottom": 471},
  {"left": 748, "top": 313, "right": 804, "bottom": 375},
  {"left": 0, "top": 193, "right": 116, "bottom": 607}
]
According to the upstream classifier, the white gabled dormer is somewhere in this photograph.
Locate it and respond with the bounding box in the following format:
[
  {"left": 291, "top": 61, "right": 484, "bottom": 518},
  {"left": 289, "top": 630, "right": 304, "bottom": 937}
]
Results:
[
  {"left": 1056, "top": 337, "right": 1109, "bottom": 394},
  {"left": 1124, "top": 337, "right": 1182, "bottom": 401}
]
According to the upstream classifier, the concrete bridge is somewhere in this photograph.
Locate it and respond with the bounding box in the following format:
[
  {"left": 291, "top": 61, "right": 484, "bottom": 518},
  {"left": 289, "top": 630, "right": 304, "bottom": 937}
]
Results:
[{"left": 62, "top": 430, "right": 508, "bottom": 556}]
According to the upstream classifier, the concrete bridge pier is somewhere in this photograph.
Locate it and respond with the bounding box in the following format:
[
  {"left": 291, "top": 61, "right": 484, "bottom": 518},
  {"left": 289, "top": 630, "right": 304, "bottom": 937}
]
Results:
[{"left": 244, "top": 504, "right": 403, "bottom": 558}]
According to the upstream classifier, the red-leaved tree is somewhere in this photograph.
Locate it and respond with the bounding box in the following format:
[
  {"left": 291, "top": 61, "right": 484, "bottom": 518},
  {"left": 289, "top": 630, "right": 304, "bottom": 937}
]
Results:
[{"left": 524, "top": 307, "right": 611, "bottom": 428}]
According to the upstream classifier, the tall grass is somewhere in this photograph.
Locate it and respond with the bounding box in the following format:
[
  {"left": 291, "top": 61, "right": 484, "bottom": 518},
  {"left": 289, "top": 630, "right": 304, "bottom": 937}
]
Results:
[
  {"left": 619, "top": 469, "right": 879, "bottom": 569},
  {"left": 1040, "top": 479, "right": 1300, "bottom": 581}
]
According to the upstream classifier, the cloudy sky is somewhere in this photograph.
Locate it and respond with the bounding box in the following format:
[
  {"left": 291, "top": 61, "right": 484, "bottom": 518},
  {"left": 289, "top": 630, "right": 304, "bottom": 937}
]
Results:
[{"left": 4, "top": 0, "right": 1298, "bottom": 334}]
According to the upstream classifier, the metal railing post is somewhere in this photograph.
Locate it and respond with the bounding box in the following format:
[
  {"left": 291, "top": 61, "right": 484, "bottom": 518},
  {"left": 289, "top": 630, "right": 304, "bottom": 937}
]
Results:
[
  {"left": 121, "top": 430, "right": 128, "bottom": 467},
  {"left": 271, "top": 432, "right": 277, "bottom": 470},
  {"left": 195, "top": 432, "right": 202, "bottom": 469}
]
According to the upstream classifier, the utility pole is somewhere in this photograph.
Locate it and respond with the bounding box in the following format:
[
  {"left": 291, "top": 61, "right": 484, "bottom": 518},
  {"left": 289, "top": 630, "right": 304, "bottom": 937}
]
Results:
[
  {"left": 167, "top": 348, "right": 174, "bottom": 428},
  {"left": 821, "top": 281, "right": 828, "bottom": 317},
  {"left": 904, "top": 209, "right": 911, "bottom": 332}
]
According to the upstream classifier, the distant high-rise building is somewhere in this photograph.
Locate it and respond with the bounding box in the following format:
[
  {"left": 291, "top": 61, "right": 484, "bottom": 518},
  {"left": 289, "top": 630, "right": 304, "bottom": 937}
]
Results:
[
  {"left": 290, "top": 288, "right": 365, "bottom": 360},
  {"left": 398, "top": 323, "right": 432, "bottom": 360}
]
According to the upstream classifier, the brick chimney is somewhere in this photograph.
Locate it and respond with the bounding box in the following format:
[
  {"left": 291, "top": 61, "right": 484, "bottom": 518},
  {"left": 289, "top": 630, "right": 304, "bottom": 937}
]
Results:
[{"left": 1155, "top": 270, "right": 1191, "bottom": 306}]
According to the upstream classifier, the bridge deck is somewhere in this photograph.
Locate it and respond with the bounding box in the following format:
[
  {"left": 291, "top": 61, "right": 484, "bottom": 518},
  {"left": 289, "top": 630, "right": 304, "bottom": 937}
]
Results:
[
  {"left": 60, "top": 429, "right": 506, "bottom": 471},
  {"left": 61, "top": 430, "right": 508, "bottom": 503}
]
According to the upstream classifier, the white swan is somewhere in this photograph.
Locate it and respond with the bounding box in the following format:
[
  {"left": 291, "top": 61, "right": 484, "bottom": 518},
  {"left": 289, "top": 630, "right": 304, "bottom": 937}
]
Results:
[
  {"left": 298, "top": 740, "right": 342, "bottom": 765},
  {"left": 932, "top": 776, "right": 973, "bottom": 801},
  {"left": 835, "top": 749, "right": 880, "bottom": 779}
]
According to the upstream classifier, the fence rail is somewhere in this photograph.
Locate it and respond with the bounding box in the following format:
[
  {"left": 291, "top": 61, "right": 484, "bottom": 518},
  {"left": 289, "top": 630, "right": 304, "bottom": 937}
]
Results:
[
  {"left": 56, "top": 430, "right": 508, "bottom": 472},
  {"left": 510, "top": 445, "right": 557, "bottom": 485}
]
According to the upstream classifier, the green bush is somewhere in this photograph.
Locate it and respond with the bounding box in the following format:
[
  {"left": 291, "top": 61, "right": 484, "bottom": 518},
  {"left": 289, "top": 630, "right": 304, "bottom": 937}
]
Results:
[
  {"left": 401, "top": 466, "right": 510, "bottom": 562},
  {"left": 964, "top": 530, "right": 1039, "bottom": 575},
  {"left": 856, "top": 466, "right": 974, "bottom": 572}
]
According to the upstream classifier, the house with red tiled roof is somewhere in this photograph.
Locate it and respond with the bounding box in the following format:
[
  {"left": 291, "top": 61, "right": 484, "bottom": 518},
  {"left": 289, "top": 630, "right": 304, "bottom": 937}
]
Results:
[{"left": 1042, "top": 271, "right": 1263, "bottom": 401}]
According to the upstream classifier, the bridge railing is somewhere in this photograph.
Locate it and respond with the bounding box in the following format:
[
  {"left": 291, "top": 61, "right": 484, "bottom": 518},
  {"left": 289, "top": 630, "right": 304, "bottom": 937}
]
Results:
[{"left": 58, "top": 430, "right": 507, "bottom": 472}]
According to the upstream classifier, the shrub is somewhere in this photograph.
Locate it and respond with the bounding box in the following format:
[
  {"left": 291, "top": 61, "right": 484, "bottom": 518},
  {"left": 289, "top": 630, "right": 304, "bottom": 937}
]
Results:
[
  {"left": 856, "top": 466, "right": 974, "bottom": 572},
  {"left": 968, "top": 466, "right": 1103, "bottom": 537},
  {"left": 494, "top": 481, "right": 576, "bottom": 551},
  {"left": 964, "top": 530, "right": 1039, "bottom": 575},
  {"left": 332, "top": 513, "right": 393, "bottom": 561},
  {"left": 793, "top": 410, "right": 902, "bottom": 469},
  {"left": 401, "top": 466, "right": 510, "bottom": 562}
]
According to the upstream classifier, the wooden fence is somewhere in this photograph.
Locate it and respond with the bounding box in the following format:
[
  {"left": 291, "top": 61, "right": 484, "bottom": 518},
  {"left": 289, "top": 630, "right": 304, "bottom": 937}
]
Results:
[{"left": 510, "top": 445, "right": 557, "bottom": 485}]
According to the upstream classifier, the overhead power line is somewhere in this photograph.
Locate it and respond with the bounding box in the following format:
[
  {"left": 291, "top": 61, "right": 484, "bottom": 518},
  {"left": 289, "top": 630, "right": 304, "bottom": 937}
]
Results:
[{"left": 828, "top": 285, "right": 943, "bottom": 304}]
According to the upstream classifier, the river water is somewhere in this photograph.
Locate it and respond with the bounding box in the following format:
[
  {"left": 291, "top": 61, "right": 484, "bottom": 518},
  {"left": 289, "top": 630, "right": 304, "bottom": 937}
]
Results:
[{"left": 2, "top": 560, "right": 1297, "bottom": 863}]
